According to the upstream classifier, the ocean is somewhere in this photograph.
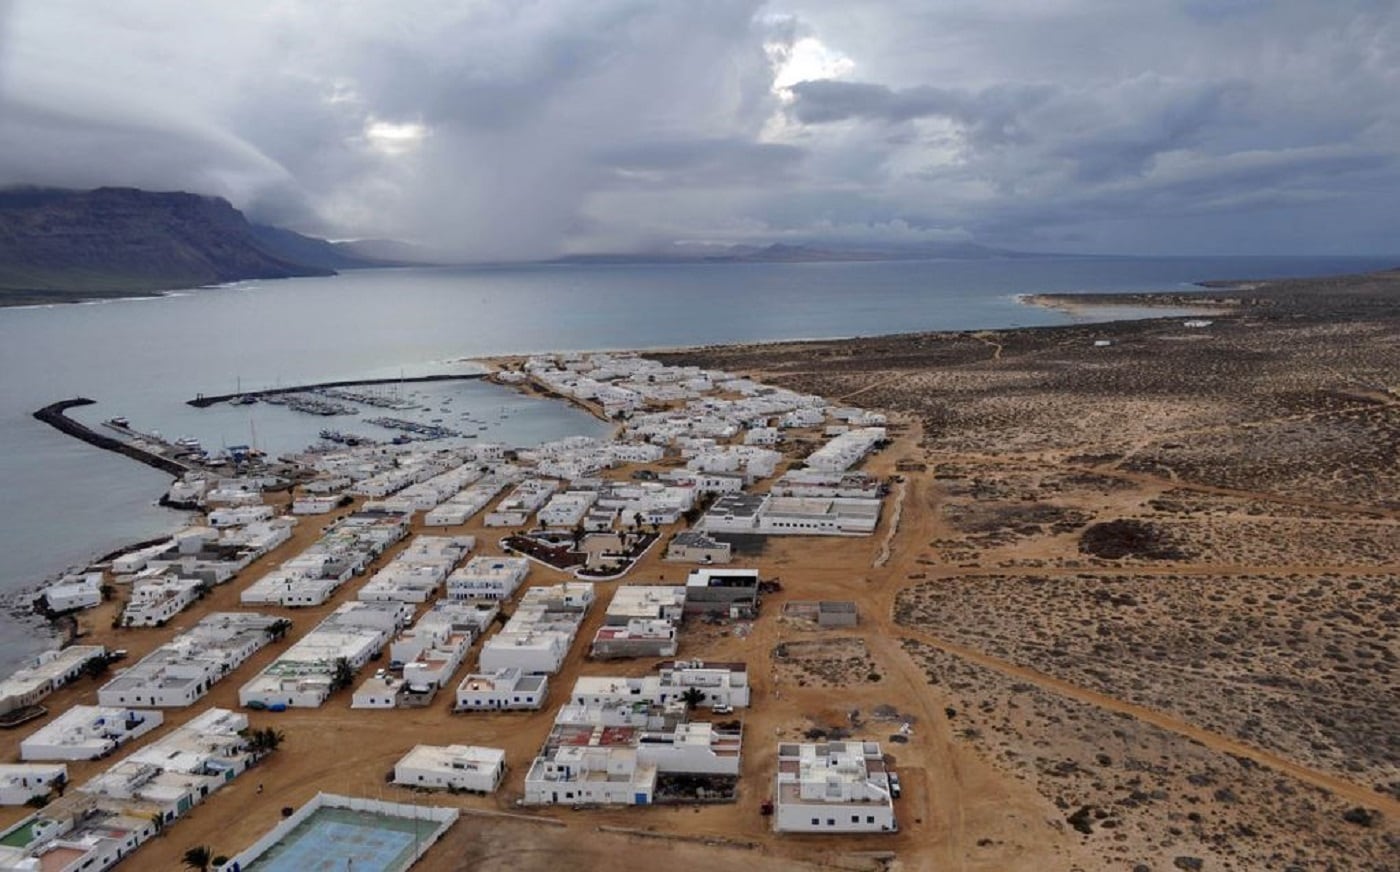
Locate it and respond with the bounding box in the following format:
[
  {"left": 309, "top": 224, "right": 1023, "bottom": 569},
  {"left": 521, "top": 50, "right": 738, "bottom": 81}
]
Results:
[{"left": 0, "top": 254, "right": 1392, "bottom": 669}]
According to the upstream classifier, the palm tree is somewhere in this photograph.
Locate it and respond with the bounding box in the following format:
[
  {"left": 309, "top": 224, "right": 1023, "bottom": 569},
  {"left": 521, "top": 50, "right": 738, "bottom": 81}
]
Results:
[
  {"left": 330, "top": 657, "right": 355, "bottom": 692},
  {"left": 182, "top": 845, "right": 214, "bottom": 871},
  {"left": 680, "top": 687, "right": 706, "bottom": 710},
  {"left": 245, "top": 726, "right": 286, "bottom": 756},
  {"left": 258, "top": 727, "right": 286, "bottom": 754}
]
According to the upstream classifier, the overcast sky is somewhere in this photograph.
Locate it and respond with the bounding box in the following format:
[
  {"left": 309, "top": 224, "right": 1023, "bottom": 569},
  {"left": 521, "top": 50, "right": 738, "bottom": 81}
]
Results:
[{"left": 1, "top": 1, "right": 1397, "bottom": 258}]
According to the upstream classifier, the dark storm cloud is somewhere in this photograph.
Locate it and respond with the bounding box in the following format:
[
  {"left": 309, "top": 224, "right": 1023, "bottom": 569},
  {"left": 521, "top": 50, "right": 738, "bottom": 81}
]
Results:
[{"left": 1, "top": 0, "right": 1397, "bottom": 255}]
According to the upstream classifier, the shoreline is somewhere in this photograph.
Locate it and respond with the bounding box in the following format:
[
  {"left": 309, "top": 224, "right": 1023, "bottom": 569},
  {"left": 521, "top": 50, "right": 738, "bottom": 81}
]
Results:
[
  {"left": 1016, "top": 292, "right": 1238, "bottom": 318},
  {"left": 11, "top": 266, "right": 1388, "bottom": 669}
]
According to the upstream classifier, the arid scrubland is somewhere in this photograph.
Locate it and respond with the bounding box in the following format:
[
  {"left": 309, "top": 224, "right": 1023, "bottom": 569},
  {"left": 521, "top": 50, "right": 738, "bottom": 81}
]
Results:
[{"left": 659, "top": 270, "right": 1400, "bottom": 869}]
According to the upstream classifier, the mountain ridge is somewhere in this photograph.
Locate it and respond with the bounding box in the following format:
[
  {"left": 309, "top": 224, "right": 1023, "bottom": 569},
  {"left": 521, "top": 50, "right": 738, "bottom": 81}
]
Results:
[{"left": 0, "top": 186, "right": 389, "bottom": 304}]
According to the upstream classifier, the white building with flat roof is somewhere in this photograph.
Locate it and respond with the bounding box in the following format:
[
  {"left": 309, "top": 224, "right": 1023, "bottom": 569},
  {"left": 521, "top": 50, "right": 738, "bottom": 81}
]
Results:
[
  {"left": 120, "top": 573, "right": 203, "bottom": 627},
  {"left": 392, "top": 601, "right": 499, "bottom": 668},
  {"left": 773, "top": 741, "right": 896, "bottom": 833},
  {"left": 477, "top": 583, "right": 594, "bottom": 675},
  {"left": 484, "top": 479, "right": 558, "bottom": 527},
  {"left": 446, "top": 556, "right": 530, "bottom": 601},
  {"left": 757, "top": 496, "right": 882, "bottom": 536},
  {"left": 772, "top": 470, "right": 883, "bottom": 499},
  {"left": 570, "top": 661, "right": 750, "bottom": 710},
  {"left": 523, "top": 707, "right": 742, "bottom": 806},
  {"left": 240, "top": 511, "right": 409, "bottom": 607},
  {"left": 424, "top": 470, "right": 517, "bottom": 527},
  {"left": 358, "top": 535, "right": 474, "bottom": 603},
  {"left": 98, "top": 612, "right": 283, "bottom": 708},
  {"left": 239, "top": 602, "right": 409, "bottom": 708},
  {"left": 665, "top": 531, "right": 732, "bottom": 565},
  {"left": 455, "top": 667, "right": 549, "bottom": 711},
  {"left": 394, "top": 744, "right": 505, "bottom": 794},
  {"left": 590, "top": 620, "right": 678, "bottom": 660},
  {"left": 0, "top": 764, "right": 67, "bottom": 806},
  {"left": 41, "top": 573, "right": 103, "bottom": 613},
  {"left": 804, "top": 427, "right": 886, "bottom": 472},
  {"left": 21, "top": 706, "right": 164, "bottom": 761},
  {"left": 536, "top": 491, "right": 598, "bottom": 528},
  {"left": 603, "top": 585, "right": 687, "bottom": 625},
  {"left": 1, "top": 709, "right": 254, "bottom": 872},
  {"left": 524, "top": 745, "right": 655, "bottom": 806},
  {"left": 0, "top": 646, "right": 107, "bottom": 716}
]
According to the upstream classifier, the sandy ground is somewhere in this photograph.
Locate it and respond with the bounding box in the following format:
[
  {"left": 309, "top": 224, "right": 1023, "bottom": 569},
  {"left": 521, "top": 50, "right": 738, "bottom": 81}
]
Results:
[{"left": 4, "top": 270, "right": 1398, "bottom": 870}]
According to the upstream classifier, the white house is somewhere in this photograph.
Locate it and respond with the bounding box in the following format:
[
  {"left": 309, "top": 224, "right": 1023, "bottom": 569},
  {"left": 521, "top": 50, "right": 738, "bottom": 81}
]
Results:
[
  {"left": 524, "top": 746, "right": 655, "bottom": 806},
  {"left": 455, "top": 668, "right": 549, "bottom": 711},
  {"left": 773, "top": 741, "right": 896, "bottom": 834},
  {"left": 239, "top": 602, "right": 409, "bottom": 708},
  {"left": 446, "top": 556, "right": 530, "bottom": 601},
  {"left": 41, "top": 573, "right": 103, "bottom": 612},
  {"left": 394, "top": 745, "right": 505, "bottom": 794},
  {"left": 98, "top": 613, "right": 282, "bottom": 708},
  {"left": 21, "top": 707, "right": 164, "bottom": 761},
  {"left": 121, "top": 574, "right": 203, "bottom": 627},
  {"left": 570, "top": 660, "right": 750, "bottom": 710},
  {"left": 0, "top": 646, "right": 107, "bottom": 716},
  {"left": 0, "top": 764, "right": 68, "bottom": 805},
  {"left": 665, "top": 531, "right": 732, "bottom": 565}
]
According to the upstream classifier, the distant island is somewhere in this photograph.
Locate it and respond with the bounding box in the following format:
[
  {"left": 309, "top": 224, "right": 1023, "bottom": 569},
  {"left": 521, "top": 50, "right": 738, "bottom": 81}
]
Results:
[
  {"left": 551, "top": 239, "right": 1031, "bottom": 265},
  {"left": 0, "top": 187, "right": 396, "bottom": 306}
]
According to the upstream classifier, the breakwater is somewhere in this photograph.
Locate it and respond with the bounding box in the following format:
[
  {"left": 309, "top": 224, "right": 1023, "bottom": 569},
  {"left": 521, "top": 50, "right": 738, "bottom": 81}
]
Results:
[
  {"left": 187, "top": 372, "right": 486, "bottom": 407},
  {"left": 33, "top": 398, "right": 190, "bottom": 477}
]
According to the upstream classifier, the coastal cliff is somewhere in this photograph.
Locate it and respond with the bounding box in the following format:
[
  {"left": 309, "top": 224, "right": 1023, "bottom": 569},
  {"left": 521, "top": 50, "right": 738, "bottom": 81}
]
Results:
[{"left": 0, "top": 186, "right": 378, "bottom": 304}]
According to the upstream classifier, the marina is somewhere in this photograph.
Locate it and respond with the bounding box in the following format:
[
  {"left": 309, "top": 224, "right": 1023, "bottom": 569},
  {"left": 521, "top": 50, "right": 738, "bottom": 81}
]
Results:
[{"left": 187, "top": 373, "right": 487, "bottom": 408}]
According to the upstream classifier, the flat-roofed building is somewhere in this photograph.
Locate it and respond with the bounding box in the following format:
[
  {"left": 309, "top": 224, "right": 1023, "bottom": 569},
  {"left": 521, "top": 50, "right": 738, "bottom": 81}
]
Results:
[
  {"left": 758, "top": 496, "right": 882, "bottom": 536},
  {"left": 98, "top": 612, "right": 282, "bottom": 708},
  {"left": 603, "top": 585, "right": 686, "bottom": 625},
  {"left": 20, "top": 706, "right": 164, "bottom": 761},
  {"left": 773, "top": 741, "right": 896, "bottom": 833},
  {"left": 0, "top": 646, "right": 107, "bottom": 716},
  {"left": 358, "top": 535, "right": 474, "bottom": 603},
  {"left": 571, "top": 661, "right": 750, "bottom": 710},
  {"left": 446, "top": 556, "right": 530, "bottom": 601},
  {"left": 0, "top": 764, "right": 67, "bottom": 805},
  {"left": 2, "top": 709, "right": 254, "bottom": 872},
  {"left": 455, "top": 667, "right": 549, "bottom": 711},
  {"left": 683, "top": 568, "right": 759, "bottom": 618},
  {"left": 394, "top": 744, "right": 505, "bottom": 793},
  {"left": 523, "top": 708, "right": 742, "bottom": 806},
  {"left": 525, "top": 745, "right": 655, "bottom": 806},
  {"left": 771, "top": 470, "right": 883, "bottom": 499},
  {"left": 698, "top": 493, "right": 768, "bottom": 533},
  {"left": 590, "top": 620, "right": 678, "bottom": 659},
  {"left": 120, "top": 573, "right": 203, "bottom": 627},
  {"left": 239, "top": 601, "right": 409, "bottom": 708},
  {"left": 665, "top": 530, "right": 732, "bottom": 565}
]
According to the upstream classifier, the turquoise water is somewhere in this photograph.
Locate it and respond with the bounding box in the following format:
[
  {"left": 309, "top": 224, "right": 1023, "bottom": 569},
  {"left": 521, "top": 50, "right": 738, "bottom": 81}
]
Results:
[{"left": 0, "top": 255, "right": 1392, "bottom": 669}]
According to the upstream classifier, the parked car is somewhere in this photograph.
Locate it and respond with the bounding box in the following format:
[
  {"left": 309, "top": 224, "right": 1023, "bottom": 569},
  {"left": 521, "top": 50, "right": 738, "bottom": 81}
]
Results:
[
  {"left": 712, "top": 703, "right": 734, "bottom": 715},
  {"left": 888, "top": 772, "right": 902, "bottom": 798}
]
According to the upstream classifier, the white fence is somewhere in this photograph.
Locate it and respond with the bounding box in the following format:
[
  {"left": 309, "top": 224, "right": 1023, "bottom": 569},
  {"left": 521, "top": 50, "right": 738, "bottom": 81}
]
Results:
[{"left": 221, "top": 792, "right": 458, "bottom": 872}]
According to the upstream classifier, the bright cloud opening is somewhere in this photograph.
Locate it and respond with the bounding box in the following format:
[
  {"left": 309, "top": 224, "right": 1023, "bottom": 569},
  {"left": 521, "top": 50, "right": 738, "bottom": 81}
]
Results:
[
  {"left": 767, "top": 36, "right": 855, "bottom": 101},
  {"left": 364, "top": 119, "right": 428, "bottom": 156}
]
